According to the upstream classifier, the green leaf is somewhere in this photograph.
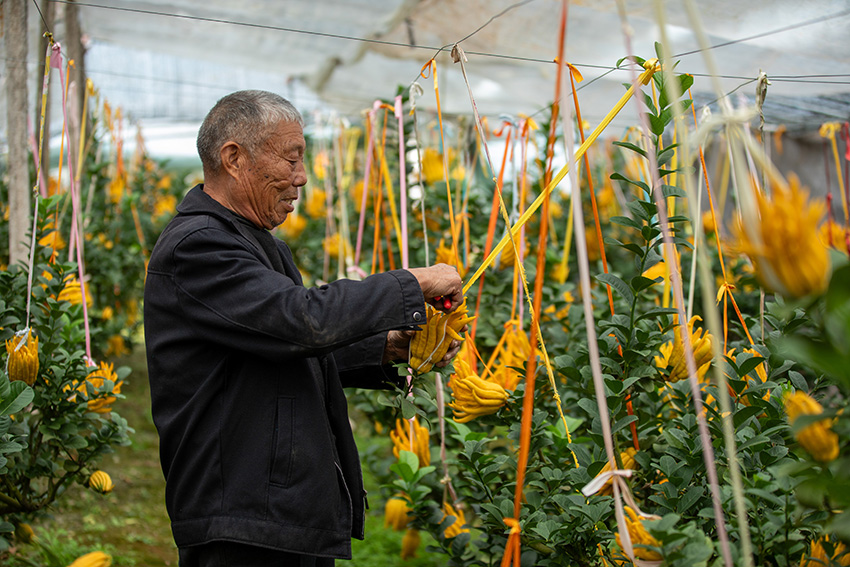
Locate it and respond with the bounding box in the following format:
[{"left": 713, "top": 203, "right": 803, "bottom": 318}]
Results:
[
  {"left": 0, "top": 441, "right": 23, "bottom": 454},
  {"left": 611, "top": 172, "right": 650, "bottom": 194},
  {"left": 677, "top": 485, "right": 704, "bottom": 514},
  {"left": 532, "top": 519, "right": 559, "bottom": 541},
  {"left": 737, "top": 355, "right": 766, "bottom": 378},
  {"left": 398, "top": 449, "right": 419, "bottom": 472},
  {"left": 661, "top": 185, "right": 687, "bottom": 198},
  {"left": 577, "top": 397, "right": 599, "bottom": 418},
  {"left": 649, "top": 113, "right": 667, "bottom": 137},
  {"left": 796, "top": 477, "right": 829, "bottom": 508},
  {"left": 666, "top": 215, "right": 692, "bottom": 224},
  {"left": 654, "top": 41, "right": 664, "bottom": 64},
  {"left": 733, "top": 406, "right": 763, "bottom": 428},
  {"left": 390, "top": 450, "right": 419, "bottom": 482},
  {"left": 612, "top": 141, "right": 648, "bottom": 160},
  {"left": 737, "top": 434, "right": 770, "bottom": 452},
  {"left": 657, "top": 148, "right": 677, "bottom": 167},
  {"left": 401, "top": 398, "right": 417, "bottom": 420},
  {"left": 612, "top": 414, "right": 638, "bottom": 434},
  {"left": 826, "top": 262, "right": 850, "bottom": 310},
  {"left": 631, "top": 275, "right": 658, "bottom": 293},
  {"left": 610, "top": 215, "right": 644, "bottom": 231},
  {"left": 596, "top": 273, "right": 634, "bottom": 304},
  {"left": 0, "top": 380, "right": 33, "bottom": 416},
  {"left": 612, "top": 240, "right": 646, "bottom": 257},
  {"left": 639, "top": 200, "right": 659, "bottom": 218}
]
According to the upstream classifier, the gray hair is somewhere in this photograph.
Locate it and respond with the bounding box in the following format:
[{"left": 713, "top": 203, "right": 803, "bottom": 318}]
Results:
[{"left": 197, "top": 90, "right": 304, "bottom": 174}]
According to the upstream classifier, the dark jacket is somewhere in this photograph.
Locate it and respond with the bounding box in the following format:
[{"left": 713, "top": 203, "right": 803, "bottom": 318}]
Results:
[{"left": 144, "top": 185, "right": 425, "bottom": 559}]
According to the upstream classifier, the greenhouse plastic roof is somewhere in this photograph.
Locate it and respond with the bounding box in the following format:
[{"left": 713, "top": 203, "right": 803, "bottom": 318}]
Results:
[{"left": 3, "top": 0, "right": 850, "bottom": 147}]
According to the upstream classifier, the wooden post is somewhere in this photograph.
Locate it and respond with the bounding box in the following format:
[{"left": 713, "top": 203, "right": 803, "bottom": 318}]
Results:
[{"left": 4, "top": 0, "right": 32, "bottom": 267}]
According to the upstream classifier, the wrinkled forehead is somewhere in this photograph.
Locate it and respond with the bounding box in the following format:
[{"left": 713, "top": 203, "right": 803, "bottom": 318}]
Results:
[{"left": 261, "top": 121, "right": 306, "bottom": 154}]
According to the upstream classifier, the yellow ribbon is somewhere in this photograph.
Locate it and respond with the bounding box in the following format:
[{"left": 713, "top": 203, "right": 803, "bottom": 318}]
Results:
[
  {"left": 819, "top": 122, "right": 848, "bottom": 225},
  {"left": 463, "top": 62, "right": 659, "bottom": 295}
]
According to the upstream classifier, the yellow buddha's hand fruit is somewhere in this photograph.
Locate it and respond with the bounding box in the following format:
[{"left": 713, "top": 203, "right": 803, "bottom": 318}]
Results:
[
  {"left": 409, "top": 299, "right": 475, "bottom": 374},
  {"left": 67, "top": 551, "right": 112, "bottom": 567},
  {"left": 616, "top": 506, "right": 663, "bottom": 561},
  {"left": 88, "top": 470, "right": 114, "bottom": 494},
  {"left": 389, "top": 417, "right": 430, "bottom": 467},
  {"left": 441, "top": 501, "right": 469, "bottom": 539},
  {"left": 655, "top": 316, "right": 713, "bottom": 383},
  {"left": 6, "top": 330, "right": 39, "bottom": 386},
  {"left": 401, "top": 528, "right": 421, "bottom": 559},
  {"left": 784, "top": 391, "right": 839, "bottom": 463},
  {"left": 384, "top": 495, "right": 412, "bottom": 531},
  {"left": 448, "top": 358, "right": 508, "bottom": 423},
  {"left": 593, "top": 448, "right": 638, "bottom": 496},
  {"left": 801, "top": 535, "right": 849, "bottom": 567}
]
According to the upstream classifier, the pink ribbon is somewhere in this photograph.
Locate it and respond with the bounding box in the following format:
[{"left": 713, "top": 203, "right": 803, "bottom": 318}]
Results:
[
  {"left": 55, "top": 42, "right": 92, "bottom": 362},
  {"left": 353, "top": 101, "right": 380, "bottom": 267},
  {"left": 395, "top": 95, "right": 409, "bottom": 269}
]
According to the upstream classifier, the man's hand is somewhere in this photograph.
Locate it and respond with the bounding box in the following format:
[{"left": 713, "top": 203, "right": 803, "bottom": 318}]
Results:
[
  {"left": 407, "top": 264, "right": 463, "bottom": 312},
  {"left": 383, "top": 329, "right": 415, "bottom": 364},
  {"left": 383, "top": 323, "right": 468, "bottom": 367},
  {"left": 434, "top": 324, "right": 468, "bottom": 368}
]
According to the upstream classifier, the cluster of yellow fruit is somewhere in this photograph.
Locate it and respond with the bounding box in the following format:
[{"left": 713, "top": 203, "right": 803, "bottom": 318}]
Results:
[
  {"left": 801, "top": 535, "right": 849, "bottom": 567},
  {"left": 88, "top": 470, "right": 114, "bottom": 494},
  {"left": 733, "top": 175, "right": 830, "bottom": 299},
  {"left": 654, "top": 316, "right": 713, "bottom": 382},
  {"left": 6, "top": 330, "right": 39, "bottom": 386},
  {"left": 592, "top": 448, "right": 637, "bottom": 497},
  {"left": 784, "top": 391, "right": 840, "bottom": 463},
  {"left": 384, "top": 495, "right": 469, "bottom": 558},
  {"left": 67, "top": 551, "right": 112, "bottom": 567},
  {"left": 65, "top": 361, "right": 123, "bottom": 415},
  {"left": 389, "top": 417, "right": 430, "bottom": 467},
  {"left": 408, "top": 300, "right": 475, "bottom": 374},
  {"left": 615, "top": 506, "right": 663, "bottom": 561},
  {"left": 448, "top": 359, "right": 509, "bottom": 423},
  {"left": 726, "top": 347, "right": 770, "bottom": 405},
  {"left": 384, "top": 495, "right": 412, "bottom": 531}
]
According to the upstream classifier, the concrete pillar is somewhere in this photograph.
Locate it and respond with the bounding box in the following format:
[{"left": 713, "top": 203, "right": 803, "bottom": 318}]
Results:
[{"left": 4, "top": 0, "right": 32, "bottom": 267}]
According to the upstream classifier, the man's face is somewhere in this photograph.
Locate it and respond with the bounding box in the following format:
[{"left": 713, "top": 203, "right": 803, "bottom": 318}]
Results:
[{"left": 237, "top": 120, "right": 307, "bottom": 229}]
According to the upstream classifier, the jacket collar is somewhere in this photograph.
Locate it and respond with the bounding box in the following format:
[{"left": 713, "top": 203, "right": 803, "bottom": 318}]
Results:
[
  {"left": 178, "top": 183, "right": 271, "bottom": 253},
  {"left": 177, "top": 184, "right": 251, "bottom": 227},
  {"left": 177, "top": 184, "right": 301, "bottom": 281}
]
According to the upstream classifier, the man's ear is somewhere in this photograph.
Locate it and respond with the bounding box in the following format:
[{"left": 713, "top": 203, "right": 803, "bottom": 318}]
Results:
[{"left": 219, "top": 142, "right": 242, "bottom": 179}]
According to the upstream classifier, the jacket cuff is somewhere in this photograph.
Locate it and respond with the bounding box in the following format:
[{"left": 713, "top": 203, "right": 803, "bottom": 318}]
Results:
[{"left": 385, "top": 269, "right": 426, "bottom": 329}]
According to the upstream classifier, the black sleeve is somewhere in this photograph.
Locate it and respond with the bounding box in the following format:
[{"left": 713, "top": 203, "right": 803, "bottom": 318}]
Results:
[
  {"left": 171, "top": 227, "right": 426, "bottom": 362},
  {"left": 332, "top": 332, "right": 407, "bottom": 390}
]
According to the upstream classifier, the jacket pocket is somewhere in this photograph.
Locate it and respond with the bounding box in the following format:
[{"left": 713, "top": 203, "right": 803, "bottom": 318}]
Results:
[{"left": 270, "top": 396, "right": 295, "bottom": 487}]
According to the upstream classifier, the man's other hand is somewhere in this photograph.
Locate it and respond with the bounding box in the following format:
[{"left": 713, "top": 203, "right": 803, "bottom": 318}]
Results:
[{"left": 407, "top": 264, "right": 463, "bottom": 312}]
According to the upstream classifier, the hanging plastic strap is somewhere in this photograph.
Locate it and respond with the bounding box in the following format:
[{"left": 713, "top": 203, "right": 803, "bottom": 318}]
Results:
[
  {"left": 462, "top": 63, "right": 659, "bottom": 295},
  {"left": 56, "top": 48, "right": 93, "bottom": 362},
  {"left": 354, "top": 101, "right": 380, "bottom": 268},
  {"left": 452, "top": 43, "right": 575, "bottom": 457},
  {"left": 395, "top": 95, "right": 409, "bottom": 269},
  {"left": 408, "top": 82, "right": 431, "bottom": 266}
]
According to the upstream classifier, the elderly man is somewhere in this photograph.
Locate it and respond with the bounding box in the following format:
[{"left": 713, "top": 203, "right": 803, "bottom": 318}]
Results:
[{"left": 144, "top": 90, "right": 463, "bottom": 567}]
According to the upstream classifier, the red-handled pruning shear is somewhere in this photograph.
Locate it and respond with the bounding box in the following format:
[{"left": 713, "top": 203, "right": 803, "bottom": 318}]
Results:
[{"left": 432, "top": 296, "right": 452, "bottom": 310}]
